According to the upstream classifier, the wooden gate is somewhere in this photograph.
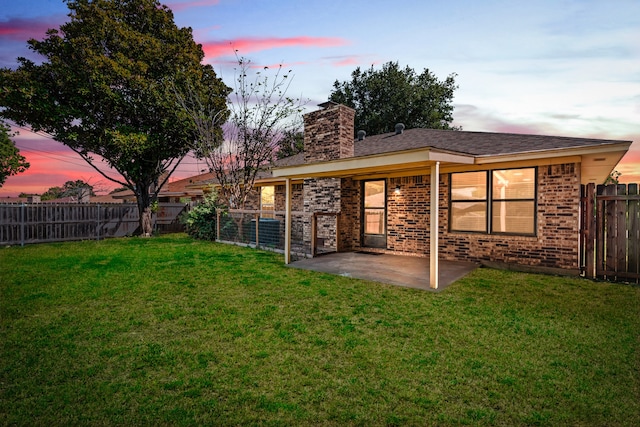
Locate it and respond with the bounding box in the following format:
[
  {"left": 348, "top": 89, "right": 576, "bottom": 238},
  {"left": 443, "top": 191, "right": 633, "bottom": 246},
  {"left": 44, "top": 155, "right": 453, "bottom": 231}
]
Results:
[{"left": 580, "top": 183, "right": 640, "bottom": 283}]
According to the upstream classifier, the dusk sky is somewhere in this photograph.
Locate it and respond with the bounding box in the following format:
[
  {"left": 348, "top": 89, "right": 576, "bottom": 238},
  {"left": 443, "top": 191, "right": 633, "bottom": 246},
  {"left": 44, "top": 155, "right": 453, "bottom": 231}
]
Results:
[{"left": 1, "top": 0, "right": 639, "bottom": 197}]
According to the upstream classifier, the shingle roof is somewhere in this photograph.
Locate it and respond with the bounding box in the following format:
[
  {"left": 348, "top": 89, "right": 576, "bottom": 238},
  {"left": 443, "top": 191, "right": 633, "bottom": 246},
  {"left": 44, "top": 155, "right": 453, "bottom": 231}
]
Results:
[
  {"left": 354, "top": 128, "right": 629, "bottom": 158},
  {"left": 274, "top": 128, "right": 630, "bottom": 169},
  {"left": 170, "top": 128, "right": 631, "bottom": 187}
]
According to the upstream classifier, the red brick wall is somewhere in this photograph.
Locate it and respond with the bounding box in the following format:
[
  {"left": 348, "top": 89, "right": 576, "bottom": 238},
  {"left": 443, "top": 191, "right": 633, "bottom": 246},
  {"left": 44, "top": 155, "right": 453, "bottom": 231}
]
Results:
[
  {"left": 439, "top": 163, "right": 580, "bottom": 270},
  {"left": 339, "top": 178, "right": 361, "bottom": 251},
  {"left": 303, "top": 104, "right": 355, "bottom": 163},
  {"left": 274, "top": 184, "right": 303, "bottom": 212},
  {"left": 337, "top": 163, "right": 581, "bottom": 270}
]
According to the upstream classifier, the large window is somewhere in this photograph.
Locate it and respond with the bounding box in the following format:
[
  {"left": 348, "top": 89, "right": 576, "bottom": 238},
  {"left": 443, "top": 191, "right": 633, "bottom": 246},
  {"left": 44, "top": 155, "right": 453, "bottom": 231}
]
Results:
[
  {"left": 491, "top": 169, "right": 535, "bottom": 234},
  {"left": 450, "top": 168, "right": 536, "bottom": 235},
  {"left": 450, "top": 171, "right": 487, "bottom": 232}
]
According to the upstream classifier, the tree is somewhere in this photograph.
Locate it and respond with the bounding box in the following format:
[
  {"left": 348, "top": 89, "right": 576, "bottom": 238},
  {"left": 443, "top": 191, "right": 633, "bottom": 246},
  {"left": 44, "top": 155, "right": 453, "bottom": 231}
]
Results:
[
  {"left": 0, "top": 121, "right": 29, "bottom": 187},
  {"left": 0, "top": 0, "right": 229, "bottom": 236},
  {"left": 41, "top": 180, "right": 95, "bottom": 201},
  {"left": 181, "top": 55, "right": 304, "bottom": 209},
  {"left": 329, "top": 61, "right": 459, "bottom": 136},
  {"left": 604, "top": 170, "right": 621, "bottom": 185},
  {"left": 276, "top": 129, "right": 304, "bottom": 159}
]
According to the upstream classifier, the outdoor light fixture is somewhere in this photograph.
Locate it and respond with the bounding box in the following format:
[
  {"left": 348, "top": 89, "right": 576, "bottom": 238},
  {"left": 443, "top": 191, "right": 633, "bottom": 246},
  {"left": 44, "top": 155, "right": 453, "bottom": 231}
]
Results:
[{"left": 394, "top": 185, "right": 401, "bottom": 194}]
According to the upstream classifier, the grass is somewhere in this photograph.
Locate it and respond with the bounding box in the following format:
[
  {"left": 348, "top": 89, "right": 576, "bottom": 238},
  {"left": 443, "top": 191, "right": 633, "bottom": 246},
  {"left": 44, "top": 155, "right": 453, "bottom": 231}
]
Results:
[{"left": 1, "top": 234, "right": 639, "bottom": 426}]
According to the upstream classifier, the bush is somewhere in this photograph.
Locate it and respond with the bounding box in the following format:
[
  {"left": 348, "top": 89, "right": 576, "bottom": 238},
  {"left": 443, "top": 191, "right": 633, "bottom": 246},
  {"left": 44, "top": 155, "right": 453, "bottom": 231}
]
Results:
[{"left": 181, "top": 189, "right": 224, "bottom": 240}]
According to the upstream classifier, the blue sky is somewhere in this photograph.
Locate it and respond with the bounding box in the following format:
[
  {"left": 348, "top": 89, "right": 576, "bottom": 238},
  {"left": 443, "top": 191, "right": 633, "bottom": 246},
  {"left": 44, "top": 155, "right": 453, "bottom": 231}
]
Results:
[{"left": 1, "top": 0, "right": 639, "bottom": 195}]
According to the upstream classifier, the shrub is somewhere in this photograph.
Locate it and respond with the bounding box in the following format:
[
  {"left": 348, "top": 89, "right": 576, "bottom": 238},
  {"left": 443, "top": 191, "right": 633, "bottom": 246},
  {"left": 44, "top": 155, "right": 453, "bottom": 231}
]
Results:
[{"left": 181, "top": 189, "right": 225, "bottom": 240}]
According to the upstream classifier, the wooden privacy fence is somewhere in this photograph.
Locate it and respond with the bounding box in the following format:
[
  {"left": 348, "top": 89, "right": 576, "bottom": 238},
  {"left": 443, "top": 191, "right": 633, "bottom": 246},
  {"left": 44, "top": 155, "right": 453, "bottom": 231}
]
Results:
[
  {"left": 0, "top": 202, "right": 187, "bottom": 246},
  {"left": 580, "top": 183, "right": 640, "bottom": 283}
]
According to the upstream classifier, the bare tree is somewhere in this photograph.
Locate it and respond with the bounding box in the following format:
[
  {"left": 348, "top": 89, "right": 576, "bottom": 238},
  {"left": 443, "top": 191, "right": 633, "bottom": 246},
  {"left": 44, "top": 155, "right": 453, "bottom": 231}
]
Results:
[{"left": 185, "top": 55, "right": 305, "bottom": 209}]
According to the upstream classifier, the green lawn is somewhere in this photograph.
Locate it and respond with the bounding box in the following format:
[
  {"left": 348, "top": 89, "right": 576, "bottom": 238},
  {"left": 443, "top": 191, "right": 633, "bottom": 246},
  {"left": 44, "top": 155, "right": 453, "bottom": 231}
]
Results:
[{"left": 1, "top": 234, "right": 639, "bottom": 426}]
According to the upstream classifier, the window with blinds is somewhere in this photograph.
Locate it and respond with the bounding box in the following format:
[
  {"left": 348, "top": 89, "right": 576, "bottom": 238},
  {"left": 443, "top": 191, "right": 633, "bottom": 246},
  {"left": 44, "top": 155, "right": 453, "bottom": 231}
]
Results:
[{"left": 450, "top": 168, "right": 536, "bottom": 235}]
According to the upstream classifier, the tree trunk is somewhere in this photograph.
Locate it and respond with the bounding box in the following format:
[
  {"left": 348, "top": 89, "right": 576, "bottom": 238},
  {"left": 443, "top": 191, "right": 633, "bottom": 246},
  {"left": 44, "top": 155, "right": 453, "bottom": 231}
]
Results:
[
  {"left": 141, "top": 206, "right": 153, "bottom": 237},
  {"left": 136, "top": 187, "right": 154, "bottom": 237}
]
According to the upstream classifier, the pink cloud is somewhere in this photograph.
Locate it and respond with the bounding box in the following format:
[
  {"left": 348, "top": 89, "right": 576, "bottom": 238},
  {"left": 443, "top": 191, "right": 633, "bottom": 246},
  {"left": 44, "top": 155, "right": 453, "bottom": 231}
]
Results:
[
  {"left": 332, "top": 57, "right": 361, "bottom": 67},
  {"left": 318, "top": 55, "right": 380, "bottom": 68},
  {"left": 202, "top": 36, "right": 347, "bottom": 58},
  {"left": 0, "top": 16, "right": 64, "bottom": 42},
  {"left": 167, "top": 0, "right": 220, "bottom": 12}
]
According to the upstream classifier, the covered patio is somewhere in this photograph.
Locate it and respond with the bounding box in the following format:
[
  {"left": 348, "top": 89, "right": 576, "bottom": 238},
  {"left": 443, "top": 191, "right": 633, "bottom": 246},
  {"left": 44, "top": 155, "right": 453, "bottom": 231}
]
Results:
[
  {"left": 289, "top": 251, "right": 479, "bottom": 292},
  {"left": 274, "top": 148, "right": 475, "bottom": 289}
]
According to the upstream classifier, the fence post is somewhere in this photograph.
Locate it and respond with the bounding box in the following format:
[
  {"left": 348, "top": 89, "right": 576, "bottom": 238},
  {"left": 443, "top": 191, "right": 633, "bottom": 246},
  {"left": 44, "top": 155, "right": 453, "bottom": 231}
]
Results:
[
  {"left": 582, "top": 183, "right": 595, "bottom": 279},
  {"left": 20, "top": 203, "right": 25, "bottom": 247},
  {"left": 629, "top": 184, "right": 639, "bottom": 279},
  {"left": 255, "top": 212, "right": 260, "bottom": 248},
  {"left": 216, "top": 210, "right": 220, "bottom": 241}
]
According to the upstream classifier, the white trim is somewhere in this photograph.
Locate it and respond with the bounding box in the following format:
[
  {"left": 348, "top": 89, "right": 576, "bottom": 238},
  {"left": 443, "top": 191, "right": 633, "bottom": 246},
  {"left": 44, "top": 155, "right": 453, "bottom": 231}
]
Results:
[
  {"left": 272, "top": 148, "right": 474, "bottom": 179},
  {"left": 430, "top": 162, "right": 440, "bottom": 289},
  {"left": 284, "top": 178, "right": 292, "bottom": 264}
]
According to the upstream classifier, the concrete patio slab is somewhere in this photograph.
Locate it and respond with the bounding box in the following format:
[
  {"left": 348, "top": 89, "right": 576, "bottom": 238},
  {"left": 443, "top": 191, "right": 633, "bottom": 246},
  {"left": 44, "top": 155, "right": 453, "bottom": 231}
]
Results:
[{"left": 289, "top": 252, "right": 479, "bottom": 292}]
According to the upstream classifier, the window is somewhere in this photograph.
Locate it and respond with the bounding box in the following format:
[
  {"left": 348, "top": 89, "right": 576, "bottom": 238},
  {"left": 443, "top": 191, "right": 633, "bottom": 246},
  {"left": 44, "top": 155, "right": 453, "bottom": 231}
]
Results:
[
  {"left": 364, "top": 180, "right": 385, "bottom": 235},
  {"left": 260, "top": 186, "right": 275, "bottom": 218},
  {"left": 450, "top": 171, "right": 487, "bottom": 232},
  {"left": 450, "top": 168, "right": 536, "bottom": 235},
  {"left": 491, "top": 169, "right": 535, "bottom": 234}
]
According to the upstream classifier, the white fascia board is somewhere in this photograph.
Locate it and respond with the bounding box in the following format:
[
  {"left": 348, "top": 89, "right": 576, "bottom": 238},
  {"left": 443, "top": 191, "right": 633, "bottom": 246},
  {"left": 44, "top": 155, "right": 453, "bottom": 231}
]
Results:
[
  {"left": 474, "top": 142, "right": 632, "bottom": 164},
  {"left": 272, "top": 149, "right": 474, "bottom": 178}
]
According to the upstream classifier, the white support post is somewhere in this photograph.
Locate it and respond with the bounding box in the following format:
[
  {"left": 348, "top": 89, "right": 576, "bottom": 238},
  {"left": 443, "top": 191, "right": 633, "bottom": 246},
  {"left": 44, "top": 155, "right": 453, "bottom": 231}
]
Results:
[
  {"left": 430, "top": 162, "right": 440, "bottom": 289},
  {"left": 284, "top": 178, "right": 292, "bottom": 264}
]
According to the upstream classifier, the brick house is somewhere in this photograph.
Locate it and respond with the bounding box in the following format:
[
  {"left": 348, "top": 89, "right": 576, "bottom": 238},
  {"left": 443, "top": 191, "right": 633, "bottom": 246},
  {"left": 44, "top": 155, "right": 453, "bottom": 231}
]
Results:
[{"left": 259, "top": 102, "right": 630, "bottom": 288}]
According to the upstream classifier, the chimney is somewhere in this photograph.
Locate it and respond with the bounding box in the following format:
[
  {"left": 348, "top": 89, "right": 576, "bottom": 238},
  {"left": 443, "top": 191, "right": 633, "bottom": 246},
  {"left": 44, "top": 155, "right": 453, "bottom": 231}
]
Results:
[
  {"left": 395, "top": 123, "right": 405, "bottom": 135},
  {"left": 304, "top": 102, "right": 355, "bottom": 163}
]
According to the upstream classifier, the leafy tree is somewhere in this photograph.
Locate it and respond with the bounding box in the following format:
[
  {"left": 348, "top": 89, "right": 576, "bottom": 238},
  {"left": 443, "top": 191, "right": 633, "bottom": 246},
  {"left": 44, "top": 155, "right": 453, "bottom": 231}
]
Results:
[
  {"left": 604, "top": 170, "right": 621, "bottom": 185},
  {"left": 41, "top": 179, "right": 95, "bottom": 201},
  {"left": 0, "top": 0, "right": 229, "bottom": 236},
  {"left": 329, "top": 61, "right": 459, "bottom": 136},
  {"left": 276, "top": 129, "right": 304, "bottom": 159},
  {"left": 0, "top": 121, "right": 29, "bottom": 187},
  {"left": 40, "top": 186, "right": 63, "bottom": 201}
]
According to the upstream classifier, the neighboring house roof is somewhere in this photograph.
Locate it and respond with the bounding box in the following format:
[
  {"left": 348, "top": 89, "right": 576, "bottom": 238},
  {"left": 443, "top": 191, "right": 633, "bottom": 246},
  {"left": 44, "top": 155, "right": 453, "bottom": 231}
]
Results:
[
  {"left": 0, "top": 197, "right": 27, "bottom": 203},
  {"left": 90, "top": 194, "right": 124, "bottom": 203},
  {"left": 273, "top": 128, "right": 631, "bottom": 185},
  {"left": 185, "top": 166, "right": 292, "bottom": 189},
  {"left": 168, "top": 172, "right": 216, "bottom": 193},
  {"left": 111, "top": 172, "right": 216, "bottom": 200}
]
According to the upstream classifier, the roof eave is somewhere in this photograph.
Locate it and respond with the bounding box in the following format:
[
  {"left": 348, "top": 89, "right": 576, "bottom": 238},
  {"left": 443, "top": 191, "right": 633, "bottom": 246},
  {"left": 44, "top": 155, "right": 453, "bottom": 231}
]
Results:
[
  {"left": 475, "top": 141, "right": 631, "bottom": 184},
  {"left": 272, "top": 148, "right": 475, "bottom": 179}
]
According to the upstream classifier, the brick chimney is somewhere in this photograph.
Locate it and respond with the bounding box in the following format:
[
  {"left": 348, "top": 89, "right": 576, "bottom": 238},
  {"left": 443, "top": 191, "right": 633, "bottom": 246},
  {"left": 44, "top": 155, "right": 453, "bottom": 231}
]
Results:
[{"left": 303, "top": 102, "right": 355, "bottom": 163}]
